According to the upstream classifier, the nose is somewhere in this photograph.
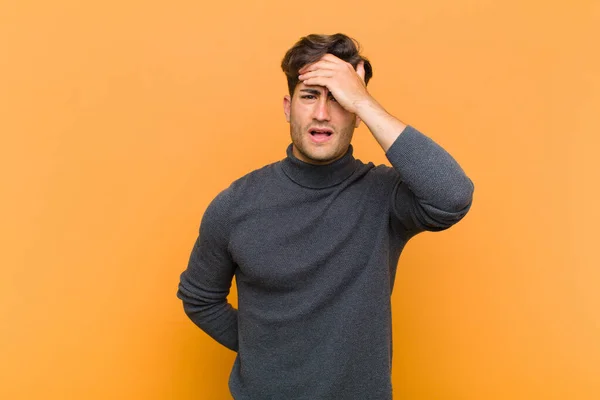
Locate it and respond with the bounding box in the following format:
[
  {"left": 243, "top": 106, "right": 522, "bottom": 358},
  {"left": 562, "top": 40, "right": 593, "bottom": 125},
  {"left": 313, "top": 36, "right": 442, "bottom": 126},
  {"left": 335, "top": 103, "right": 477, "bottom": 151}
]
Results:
[{"left": 313, "top": 97, "right": 331, "bottom": 122}]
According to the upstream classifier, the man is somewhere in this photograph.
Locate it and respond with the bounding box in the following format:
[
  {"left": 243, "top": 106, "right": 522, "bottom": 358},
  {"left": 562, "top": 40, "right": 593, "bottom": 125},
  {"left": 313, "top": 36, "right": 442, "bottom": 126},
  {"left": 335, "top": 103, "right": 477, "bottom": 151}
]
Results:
[{"left": 177, "top": 33, "right": 474, "bottom": 399}]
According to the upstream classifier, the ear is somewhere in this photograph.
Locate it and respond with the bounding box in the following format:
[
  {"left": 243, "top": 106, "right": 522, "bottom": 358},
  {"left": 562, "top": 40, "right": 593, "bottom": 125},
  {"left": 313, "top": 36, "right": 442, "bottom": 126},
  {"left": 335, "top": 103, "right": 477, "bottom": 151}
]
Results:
[
  {"left": 355, "top": 115, "right": 362, "bottom": 128},
  {"left": 356, "top": 60, "right": 366, "bottom": 83},
  {"left": 283, "top": 95, "right": 291, "bottom": 123}
]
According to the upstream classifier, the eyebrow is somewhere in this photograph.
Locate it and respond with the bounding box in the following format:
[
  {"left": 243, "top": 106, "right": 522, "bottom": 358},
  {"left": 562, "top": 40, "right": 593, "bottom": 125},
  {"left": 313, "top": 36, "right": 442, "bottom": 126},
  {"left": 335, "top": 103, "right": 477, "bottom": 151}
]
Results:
[{"left": 299, "top": 89, "right": 334, "bottom": 96}]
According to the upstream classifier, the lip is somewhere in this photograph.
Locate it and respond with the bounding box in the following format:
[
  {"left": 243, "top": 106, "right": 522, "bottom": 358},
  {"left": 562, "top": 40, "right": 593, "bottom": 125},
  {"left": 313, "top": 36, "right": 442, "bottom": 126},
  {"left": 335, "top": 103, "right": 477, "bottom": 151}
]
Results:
[{"left": 307, "top": 127, "right": 334, "bottom": 144}]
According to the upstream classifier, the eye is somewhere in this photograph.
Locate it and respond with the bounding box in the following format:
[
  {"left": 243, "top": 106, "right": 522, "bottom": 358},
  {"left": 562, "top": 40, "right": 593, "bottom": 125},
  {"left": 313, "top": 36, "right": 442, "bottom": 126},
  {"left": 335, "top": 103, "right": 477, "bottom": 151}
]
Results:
[
  {"left": 301, "top": 95, "right": 316, "bottom": 100},
  {"left": 328, "top": 94, "right": 337, "bottom": 102}
]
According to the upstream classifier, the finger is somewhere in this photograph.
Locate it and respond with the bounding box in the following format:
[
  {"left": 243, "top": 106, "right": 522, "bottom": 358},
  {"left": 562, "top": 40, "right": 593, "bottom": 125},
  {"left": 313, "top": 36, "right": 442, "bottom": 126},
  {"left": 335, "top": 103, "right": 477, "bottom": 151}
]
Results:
[
  {"left": 299, "top": 59, "right": 338, "bottom": 74},
  {"left": 301, "top": 76, "right": 330, "bottom": 87},
  {"left": 299, "top": 63, "right": 336, "bottom": 75},
  {"left": 320, "top": 53, "right": 345, "bottom": 64},
  {"left": 299, "top": 70, "right": 335, "bottom": 81}
]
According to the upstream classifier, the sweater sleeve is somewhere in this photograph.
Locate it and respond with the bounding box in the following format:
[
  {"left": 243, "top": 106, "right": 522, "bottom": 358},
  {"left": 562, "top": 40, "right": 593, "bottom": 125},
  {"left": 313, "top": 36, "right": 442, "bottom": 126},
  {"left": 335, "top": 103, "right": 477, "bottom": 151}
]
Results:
[
  {"left": 177, "top": 188, "right": 239, "bottom": 351},
  {"left": 385, "top": 125, "right": 474, "bottom": 234}
]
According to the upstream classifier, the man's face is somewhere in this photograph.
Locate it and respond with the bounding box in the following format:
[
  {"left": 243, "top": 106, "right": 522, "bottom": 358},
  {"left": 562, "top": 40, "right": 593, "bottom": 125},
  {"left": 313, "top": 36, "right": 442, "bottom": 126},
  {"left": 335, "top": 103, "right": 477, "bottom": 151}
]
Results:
[{"left": 283, "top": 82, "right": 361, "bottom": 165}]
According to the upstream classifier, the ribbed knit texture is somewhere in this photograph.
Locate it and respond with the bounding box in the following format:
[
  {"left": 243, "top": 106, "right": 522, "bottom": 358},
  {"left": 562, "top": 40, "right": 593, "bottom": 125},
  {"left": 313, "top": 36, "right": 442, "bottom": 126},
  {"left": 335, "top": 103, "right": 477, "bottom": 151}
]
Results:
[{"left": 177, "top": 125, "right": 474, "bottom": 399}]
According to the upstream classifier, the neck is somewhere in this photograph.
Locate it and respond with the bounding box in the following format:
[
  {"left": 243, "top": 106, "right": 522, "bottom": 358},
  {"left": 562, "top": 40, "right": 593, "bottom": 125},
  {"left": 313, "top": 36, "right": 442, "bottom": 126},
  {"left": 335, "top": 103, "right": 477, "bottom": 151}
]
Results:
[
  {"left": 280, "top": 143, "right": 358, "bottom": 189},
  {"left": 292, "top": 145, "right": 348, "bottom": 166}
]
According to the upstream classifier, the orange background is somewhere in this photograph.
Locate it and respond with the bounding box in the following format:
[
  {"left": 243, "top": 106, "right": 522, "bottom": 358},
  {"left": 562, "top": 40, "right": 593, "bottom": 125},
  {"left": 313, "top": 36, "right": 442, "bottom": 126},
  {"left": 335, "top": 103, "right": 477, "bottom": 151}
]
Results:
[{"left": 1, "top": 1, "right": 599, "bottom": 399}]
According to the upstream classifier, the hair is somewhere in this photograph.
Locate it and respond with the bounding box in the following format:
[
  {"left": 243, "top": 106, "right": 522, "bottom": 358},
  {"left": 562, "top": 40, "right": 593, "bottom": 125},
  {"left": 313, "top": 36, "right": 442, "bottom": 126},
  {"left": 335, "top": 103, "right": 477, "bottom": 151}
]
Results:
[{"left": 281, "top": 33, "right": 373, "bottom": 96}]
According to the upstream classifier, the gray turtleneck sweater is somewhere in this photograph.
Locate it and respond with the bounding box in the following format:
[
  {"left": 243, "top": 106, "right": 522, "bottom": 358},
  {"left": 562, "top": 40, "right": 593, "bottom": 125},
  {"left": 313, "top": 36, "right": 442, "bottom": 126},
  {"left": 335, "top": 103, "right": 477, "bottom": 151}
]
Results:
[{"left": 177, "top": 125, "right": 474, "bottom": 400}]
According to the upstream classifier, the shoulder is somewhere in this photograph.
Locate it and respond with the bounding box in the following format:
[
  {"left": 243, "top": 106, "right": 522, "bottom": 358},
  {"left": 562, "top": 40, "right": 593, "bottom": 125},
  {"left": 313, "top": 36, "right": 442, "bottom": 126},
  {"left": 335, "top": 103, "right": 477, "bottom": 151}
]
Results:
[
  {"left": 232, "top": 160, "right": 279, "bottom": 186},
  {"left": 224, "top": 161, "right": 281, "bottom": 199},
  {"left": 208, "top": 160, "right": 280, "bottom": 208},
  {"left": 358, "top": 159, "right": 401, "bottom": 188}
]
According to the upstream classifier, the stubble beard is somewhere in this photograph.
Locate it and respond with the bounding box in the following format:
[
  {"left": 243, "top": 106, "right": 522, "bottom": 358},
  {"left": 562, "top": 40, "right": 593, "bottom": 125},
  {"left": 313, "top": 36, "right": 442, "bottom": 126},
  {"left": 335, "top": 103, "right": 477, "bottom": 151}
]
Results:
[{"left": 289, "top": 118, "right": 355, "bottom": 165}]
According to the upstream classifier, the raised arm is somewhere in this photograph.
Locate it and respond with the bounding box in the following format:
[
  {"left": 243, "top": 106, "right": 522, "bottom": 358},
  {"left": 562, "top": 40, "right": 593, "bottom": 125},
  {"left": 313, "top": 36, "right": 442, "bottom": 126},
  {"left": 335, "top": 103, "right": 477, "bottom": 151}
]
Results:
[
  {"left": 298, "top": 54, "right": 474, "bottom": 233},
  {"left": 384, "top": 125, "right": 474, "bottom": 233}
]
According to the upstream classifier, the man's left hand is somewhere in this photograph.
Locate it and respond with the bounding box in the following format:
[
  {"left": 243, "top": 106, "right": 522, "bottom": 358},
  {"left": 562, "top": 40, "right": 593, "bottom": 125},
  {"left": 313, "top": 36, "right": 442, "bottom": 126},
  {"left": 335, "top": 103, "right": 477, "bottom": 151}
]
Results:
[{"left": 298, "top": 54, "right": 372, "bottom": 114}]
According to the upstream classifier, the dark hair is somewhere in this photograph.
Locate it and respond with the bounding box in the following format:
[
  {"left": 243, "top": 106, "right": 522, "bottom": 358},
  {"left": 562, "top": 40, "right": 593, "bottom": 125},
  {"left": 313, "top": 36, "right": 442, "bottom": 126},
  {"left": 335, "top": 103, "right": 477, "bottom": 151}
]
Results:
[{"left": 281, "top": 33, "right": 373, "bottom": 96}]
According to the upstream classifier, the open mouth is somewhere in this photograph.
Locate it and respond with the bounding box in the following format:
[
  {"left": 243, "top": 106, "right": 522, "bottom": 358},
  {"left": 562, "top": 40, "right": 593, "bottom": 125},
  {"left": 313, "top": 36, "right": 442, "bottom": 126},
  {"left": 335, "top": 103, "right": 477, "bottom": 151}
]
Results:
[{"left": 309, "top": 128, "right": 333, "bottom": 142}]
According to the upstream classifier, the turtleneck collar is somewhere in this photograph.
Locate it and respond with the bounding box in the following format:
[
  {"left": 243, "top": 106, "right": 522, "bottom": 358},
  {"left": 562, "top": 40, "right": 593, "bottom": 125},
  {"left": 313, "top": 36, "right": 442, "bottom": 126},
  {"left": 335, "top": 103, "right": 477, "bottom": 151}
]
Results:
[{"left": 280, "top": 143, "right": 359, "bottom": 189}]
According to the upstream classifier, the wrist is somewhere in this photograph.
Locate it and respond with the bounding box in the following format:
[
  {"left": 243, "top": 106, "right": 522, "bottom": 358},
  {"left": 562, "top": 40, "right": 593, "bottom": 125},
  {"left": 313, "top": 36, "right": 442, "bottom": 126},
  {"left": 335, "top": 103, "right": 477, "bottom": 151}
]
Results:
[{"left": 353, "top": 95, "right": 385, "bottom": 121}]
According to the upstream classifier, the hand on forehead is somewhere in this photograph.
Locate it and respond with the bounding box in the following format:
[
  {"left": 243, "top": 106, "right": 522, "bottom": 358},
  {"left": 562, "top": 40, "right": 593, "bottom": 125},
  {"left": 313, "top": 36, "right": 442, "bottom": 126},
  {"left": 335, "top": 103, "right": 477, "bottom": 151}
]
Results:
[{"left": 299, "top": 54, "right": 365, "bottom": 82}]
